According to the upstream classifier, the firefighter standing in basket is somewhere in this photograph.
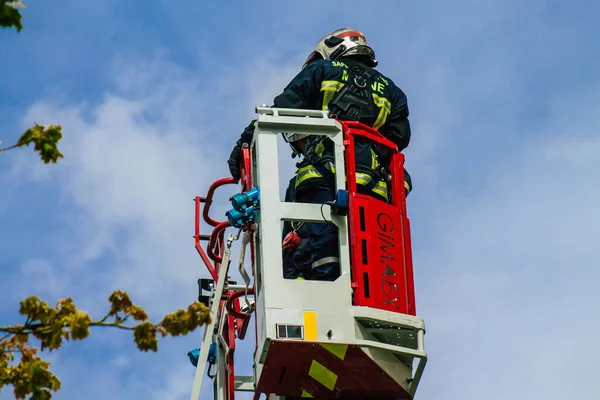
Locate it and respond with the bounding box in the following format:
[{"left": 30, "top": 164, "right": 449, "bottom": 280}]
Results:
[{"left": 228, "top": 28, "right": 413, "bottom": 282}]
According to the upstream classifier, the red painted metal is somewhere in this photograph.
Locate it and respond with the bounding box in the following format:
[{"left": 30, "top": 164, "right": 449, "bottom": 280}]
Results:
[
  {"left": 203, "top": 177, "right": 238, "bottom": 227},
  {"left": 349, "top": 194, "right": 413, "bottom": 314},
  {"left": 403, "top": 214, "right": 416, "bottom": 316},
  {"left": 194, "top": 176, "right": 237, "bottom": 280},
  {"left": 227, "top": 288, "right": 254, "bottom": 340},
  {"left": 339, "top": 120, "right": 416, "bottom": 315},
  {"left": 232, "top": 291, "right": 250, "bottom": 340},
  {"left": 241, "top": 146, "right": 252, "bottom": 192},
  {"left": 195, "top": 196, "right": 218, "bottom": 281},
  {"left": 226, "top": 288, "right": 254, "bottom": 321},
  {"left": 256, "top": 341, "right": 412, "bottom": 399},
  {"left": 226, "top": 310, "right": 236, "bottom": 400},
  {"left": 282, "top": 231, "right": 301, "bottom": 251},
  {"left": 208, "top": 221, "right": 231, "bottom": 264}
]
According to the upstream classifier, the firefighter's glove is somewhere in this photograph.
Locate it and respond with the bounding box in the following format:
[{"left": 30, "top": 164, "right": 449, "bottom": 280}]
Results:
[
  {"left": 227, "top": 140, "right": 244, "bottom": 180},
  {"left": 227, "top": 120, "right": 256, "bottom": 181}
]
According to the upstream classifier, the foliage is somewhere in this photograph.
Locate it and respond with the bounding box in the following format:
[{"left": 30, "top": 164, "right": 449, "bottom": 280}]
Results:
[
  {"left": 0, "top": 124, "right": 65, "bottom": 164},
  {"left": 1, "top": 1, "right": 65, "bottom": 165},
  {"left": 1, "top": 0, "right": 24, "bottom": 32},
  {"left": 0, "top": 291, "right": 211, "bottom": 399}
]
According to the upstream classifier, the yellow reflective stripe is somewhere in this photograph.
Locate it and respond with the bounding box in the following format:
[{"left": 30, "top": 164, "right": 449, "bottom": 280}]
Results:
[
  {"left": 315, "top": 141, "right": 325, "bottom": 157},
  {"left": 370, "top": 148, "right": 380, "bottom": 170},
  {"left": 301, "top": 389, "right": 314, "bottom": 398},
  {"left": 320, "top": 80, "right": 345, "bottom": 110},
  {"left": 297, "top": 162, "right": 389, "bottom": 199},
  {"left": 356, "top": 171, "right": 389, "bottom": 200},
  {"left": 321, "top": 80, "right": 345, "bottom": 90},
  {"left": 373, "top": 108, "right": 387, "bottom": 130},
  {"left": 296, "top": 165, "right": 323, "bottom": 187},
  {"left": 322, "top": 91, "right": 334, "bottom": 110},
  {"left": 372, "top": 94, "right": 392, "bottom": 130},
  {"left": 373, "top": 180, "right": 389, "bottom": 199},
  {"left": 370, "top": 150, "right": 375, "bottom": 169},
  {"left": 308, "top": 360, "right": 338, "bottom": 391},
  {"left": 405, "top": 180, "right": 411, "bottom": 193},
  {"left": 355, "top": 172, "right": 372, "bottom": 186},
  {"left": 320, "top": 343, "right": 348, "bottom": 360},
  {"left": 372, "top": 94, "right": 391, "bottom": 112}
]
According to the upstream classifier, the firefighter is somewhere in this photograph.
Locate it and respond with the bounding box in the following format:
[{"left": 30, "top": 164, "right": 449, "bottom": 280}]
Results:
[{"left": 228, "top": 28, "right": 413, "bottom": 282}]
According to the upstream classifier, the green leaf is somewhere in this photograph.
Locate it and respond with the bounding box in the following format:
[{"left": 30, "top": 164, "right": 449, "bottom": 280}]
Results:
[
  {"left": 16, "top": 123, "right": 64, "bottom": 164},
  {"left": 0, "top": 1, "right": 24, "bottom": 32}
]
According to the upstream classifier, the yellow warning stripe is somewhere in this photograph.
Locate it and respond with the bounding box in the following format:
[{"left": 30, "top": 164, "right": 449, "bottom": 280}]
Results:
[
  {"left": 320, "top": 343, "right": 348, "bottom": 360},
  {"left": 308, "top": 360, "right": 338, "bottom": 391},
  {"left": 303, "top": 343, "right": 348, "bottom": 395}
]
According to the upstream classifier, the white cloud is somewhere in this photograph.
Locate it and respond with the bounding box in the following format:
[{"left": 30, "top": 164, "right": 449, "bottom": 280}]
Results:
[{"left": 16, "top": 259, "right": 67, "bottom": 300}]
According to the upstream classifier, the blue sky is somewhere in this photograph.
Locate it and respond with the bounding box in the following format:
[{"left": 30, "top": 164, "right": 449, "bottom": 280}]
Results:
[{"left": 1, "top": 0, "right": 600, "bottom": 399}]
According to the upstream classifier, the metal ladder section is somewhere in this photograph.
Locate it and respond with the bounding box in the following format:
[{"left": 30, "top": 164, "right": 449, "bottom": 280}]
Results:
[
  {"left": 189, "top": 223, "right": 258, "bottom": 400},
  {"left": 189, "top": 234, "right": 232, "bottom": 400}
]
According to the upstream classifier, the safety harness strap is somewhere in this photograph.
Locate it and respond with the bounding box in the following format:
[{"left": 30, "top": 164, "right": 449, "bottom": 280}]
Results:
[{"left": 328, "top": 63, "right": 380, "bottom": 125}]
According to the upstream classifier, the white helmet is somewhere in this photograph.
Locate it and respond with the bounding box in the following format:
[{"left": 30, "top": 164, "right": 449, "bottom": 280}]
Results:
[
  {"left": 283, "top": 132, "right": 310, "bottom": 157},
  {"left": 303, "top": 28, "right": 377, "bottom": 69},
  {"left": 284, "top": 133, "right": 310, "bottom": 143}
]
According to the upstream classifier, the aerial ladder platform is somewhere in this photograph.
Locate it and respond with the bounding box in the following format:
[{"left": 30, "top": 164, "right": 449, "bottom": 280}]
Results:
[{"left": 189, "top": 107, "right": 427, "bottom": 400}]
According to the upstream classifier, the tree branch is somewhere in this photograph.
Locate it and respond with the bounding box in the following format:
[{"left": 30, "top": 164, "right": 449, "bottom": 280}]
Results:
[
  {"left": 0, "top": 142, "right": 20, "bottom": 152},
  {"left": 0, "top": 319, "right": 139, "bottom": 335},
  {"left": 88, "top": 321, "right": 135, "bottom": 331},
  {"left": 0, "top": 291, "right": 211, "bottom": 399}
]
